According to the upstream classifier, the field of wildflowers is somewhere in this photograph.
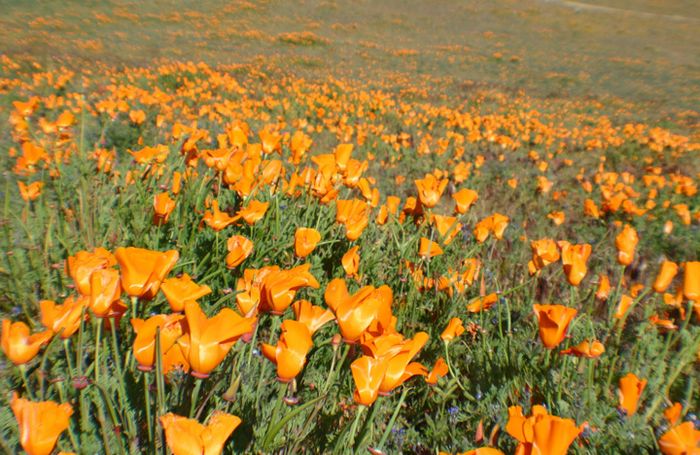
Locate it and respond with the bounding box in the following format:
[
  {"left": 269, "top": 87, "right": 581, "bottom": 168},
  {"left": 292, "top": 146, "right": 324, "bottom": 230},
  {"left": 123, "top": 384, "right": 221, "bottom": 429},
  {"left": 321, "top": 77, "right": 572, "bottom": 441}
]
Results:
[{"left": 0, "top": 1, "right": 699, "bottom": 454}]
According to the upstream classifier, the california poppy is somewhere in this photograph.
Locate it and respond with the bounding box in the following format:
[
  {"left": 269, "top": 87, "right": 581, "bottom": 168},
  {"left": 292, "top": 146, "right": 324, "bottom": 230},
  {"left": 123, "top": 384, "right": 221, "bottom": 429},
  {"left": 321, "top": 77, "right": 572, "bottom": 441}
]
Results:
[
  {"left": 658, "top": 421, "right": 700, "bottom": 455},
  {"left": 115, "top": 247, "right": 179, "bottom": 300},
  {"left": 415, "top": 173, "right": 448, "bottom": 208},
  {"left": 615, "top": 224, "right": 639, "bottom": 266},
  {"left": 596, "top": 274, "right": 611, "bottom": 301},
  {"left": 292, "top": 300, "right": 335, "bottom": 334},
  {"left": 425, "top": 357, "right": 448, "bottom": 385},
  {"left": 65, "top": 247, "right": 116, "bottom": 296},
  {"left": 560, "top": 340, "right": 605, "bottom": 358},
  {"left": 18, "top": 181, "right": 43, "bottom": 201},
  {"left": 202, "top": 200, "right": 239, "bottom": 231},
  {"left": 160, "top": 411, "right": 241, "bottom": 455},
  {"left": 88, "top": 268, "right": 124, "bottom": 317},
  {"left": 259, "top": 263, "right": 320, "bottom": 314},
  {"left": 1, "top": 319, "right": 53, "bottom": 365},
  {"left": 558, "top": 241, "right": 591, "bottom": 286},
  {"left": 325, "top": 278, "right": 393, "bottom": 343},
  {"left": 467, "top": 293, "right": 498, "bottom": 313},
  {"left": 11, "top": 392, "right": 73, "bottom": 455},
  {"left": 351, "top": 356, "right": 389, "bottom": 406},
  {"left": 506, "top": 405, "right": 581, "bottom": 455},
  {"left": 529, "top": 239, "right": 560, "bottom": 273},
  {"left": 225, "top": 235, "right": 254, "bottom": 269},
  {"left": 236, "top": 200, "right": 269, "bottom": 225},
  {"left": 261, "top": 320, "right": 313, "bottom": 382},
  {"left": 683, "top": 261, "right": 700, "bottom": 301},
  {"left": 452, "top": 188, "right": 478, "bottom": 214},
  {"left": 664, "top": 403, "right": 683, "bottom": 427},
  {"left": 532, "top": 304, "right": 577, "bottom": 349},
  {"left": 160, "top": 273, "right": 212, "bottom": 313},
  {"left": 40, "top": 297, "right": 86, "bottom": 339},
  {"left": 342, "top": 246, "right": 360, "bottom": 277},
  {"left": 131, "top": 314, "right": 185, "bottom": 371},
  {"left": 614, "top": 294, "right": 634, "bottom": 319},
  {"left": 294, "top": 227, "right": 321, "bottom": 258},
  {"left": 178, "top": 301, "right": 255, "bottom": 378},
  {"left": 441, "top": 317, "right": 465, "bottom": 343},
  {"left": 653, "top": 261, "right": 678, "bottom": 293},
  {"left": 618, "top": 372, "right": 646, "bottom": 416},
  {"left": 419, "top": 237, "right": 443, "bottom": 258},
  {"left": 153, "top": 192, "right": 176, "bottom": 225}
]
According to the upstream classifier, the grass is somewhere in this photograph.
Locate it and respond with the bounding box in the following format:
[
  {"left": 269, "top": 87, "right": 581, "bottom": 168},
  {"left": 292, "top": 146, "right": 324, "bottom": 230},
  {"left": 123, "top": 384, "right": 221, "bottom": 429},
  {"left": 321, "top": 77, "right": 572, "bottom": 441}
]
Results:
[{"left": 0, "top": 1, "right": 699, "bottom": 454}]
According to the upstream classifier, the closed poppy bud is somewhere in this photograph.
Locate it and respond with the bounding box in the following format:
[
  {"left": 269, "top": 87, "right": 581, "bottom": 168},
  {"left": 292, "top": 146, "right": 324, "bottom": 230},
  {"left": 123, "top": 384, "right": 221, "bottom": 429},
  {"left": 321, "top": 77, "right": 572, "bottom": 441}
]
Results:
[
  {"left": 89, "top": 268, "right": 123, "bottom": 317},
  {"left": 2, "top": 320, "right": 53, "bottom": 365},
  {"left": 40, "top": 297, "right": 87, "bottom": 339},
  {"left": 160, "top": 411, "right": 241, "bottom": 455},
  {"left": 452, "top": 188, "right": 478, "bottom": 214},
  {"left": 614, "top": 294, "right": 634, "bottom": 319},
  {"left": 161, "top": 273, "right": 212, "bottom": 313},
  {"left": 131, "top": 314, "right": 185, "bottom": 371},
  {"left": 261, "top": 320, "right": 313, "bottom": 382},
  {"left": 658, "top": 421, "right": 700, "bottom": 455},
  {"left": 441, "top": 317, "right": 465, "bottom": 343},
  {"left": 560, "top": 340, "right": 605, "bottom": 358},
  {"left": 351, "top": 356, "right": 388, "bottom": 406},
  {"left": 11, "top": 393, "right": 73, "bottom": 455},
  {"left": 419, "top": 237, "right": 443, "bottom": 258},
  {"left": 294, "top": 227, "right": 321, "bottom": 258},
  {"left": 342, "top": 246, "right": 360, "bottom": 277},
  {"left": 467, "top": 293, "right": 498, "bottom": 313},
  {"left": 683, "top": 262, "right": 700, "bottom": 301},
  {"left": 425, "top": 357, "right": 448, "bottom": 385},
  {"left": 178, "top": 301, "right": 255, "bottom": 378},
  {"left": 415, "top": 174, "right": 448, "bottom": 208},
  {"left": 618, "top": 372, "right": 646, "bottom": 416},
  {"left": 115, "top": 247, "right": 179, "bottom": 300},
  {"left": 532, "top": 304, "right": 577, "bottom": 349},
  {"left": 596, "top": 274, "right": 611, "bottom": 301},
  {"left": 653, "top": 261, "right": 678, "bottom": 293},
  {"left": 225, "top": 235, "right": 254, "bottom": 269},
  {"left": 615, "top": 224, "right": 639, "bottom": 266},
  {"left": 153, "top": 192, "right": 176, "bottom": 226}
]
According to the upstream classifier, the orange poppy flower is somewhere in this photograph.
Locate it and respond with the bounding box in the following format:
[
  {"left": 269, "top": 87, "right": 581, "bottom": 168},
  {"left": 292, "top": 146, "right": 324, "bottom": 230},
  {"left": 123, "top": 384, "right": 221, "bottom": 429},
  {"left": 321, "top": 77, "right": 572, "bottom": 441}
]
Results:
[
  {"left": 115, "top": 247, "right": 179, "bottom": 300},
  {"left": 262, "top": 320, "right": 313, "bottom": 382},
  {"left": 131, "top": 314, "right": 185, "bottom": 371},
  {"left": 236, "top": 200, "right": 269, "bottom": 225},
  {"left": 342, "top": 246, "right": 360, "bottom": 277},
  {"left": 441, "top": 317, "right": 465, "bottom": 343},
  {"left": 532, "top": 304, "right": 577, "bottom": 349},
  {"left": 88, "top": 268, "right": 124, "bottom": 317},
  {"left": 467, "top": 293, "right": 498, "bottom": 313},
  {"left": 40, "top": 297, "right": 87, "bottom": 339},
  {"left": 202, "top": 200, "right": 239, "bottom": 231},
  {"left": 225, "top": 235, "right": 254, "bottom": 269},
  {"left": 351, "top": 356, "right": 389, "bottom": 406},
  {"left": 292, "top": 300, "right": 335, "bottom": 334},
  {"left": 547, "top": 211, "right": 565, "bottom": 226},
  {"left": 294, "top": 227, "right": 321, "bottom": 258},
  {"left": 335, "top": 199, "right": 369, "bottom": 240},
  {"left": 583, "top": 198, "right": 600, "bottom": 218},
  {"left": 425, "top": 357, "right": 448, "bottom": 385},
  {"left": 18, "top": 181, "right": 43, "bottom": 201},
  {"left": 440, "top": 449, "right": 505, "bottom": 455},
  {"left": 153, "top": 192, "right": 176, "bottom": 225},
  {"left": 65, "top": 247, "right": 116, "bottom": 296},
  {"left": 558, "top": 241, "right": 591, "bottom": 286},
  {"left": 419, "top": 237, "right": 443, "bottom": 258},
  {"left": 259, "top": 264, "right": 320, "bottom": 314},
  {"left": 614, "top": 294, "right": 634, "bottom": 319},
  {"left": 664, "top": 403, "right": 683, "bottom": 427},
  {"left": 452, "top": 188, "right": 478, "bottom": 214},
  {"left": 11, "top": 392, "right": 73, "bottom": 455},
  {"left": 673, "top": 204, "right": 691, "bottom": 226},
  {"left": 1, "top": 319, "right": 53, "bottom": 365},
  {"left": 473, "top": 214, "right": 509, "bottom": 243},
  {"left": 683, "top": 262, "right": 700, "bottom": 301},
  {"left": 178, "top": 301, "right": 255, "bottom": 378},
  {"left": 560, "top": 340, "right": 605, "bottom": 358},
  {"left": 368, "top": 331, "right": 429, "bottom": 396},
  {"left": 325, "top": 278, "right": 393, "bottom": 343},
  {"left": 160, "top": 411, "right": 241, "bottom": 455},
  {"left": 431, "top": 214, "right": 462, "bottom": 245},
  {"left": 506, "top": 405, "right": 581, "bottom": 455},
  {"left": 618, "top": 372, "right": 646, "bottom": 416},
  {"left": 658, "top": 422, "right": 700, "bottom": 455},
  {"left": 615, "top": 224, "right": 639, "bottom": 266},
  {"left": 596, "top": 274, "right": 611, "bottom": 301},
  {"left": 161, "top": 273, "right": 212, "bottom": 313},
  {"left": 529, "top": 239, "right": 560, "bottom": 273},
  {"left": 415, "top": 174, "right": 448, "bottom": 208},
  {"left": 653, "top": 261, "right": 678, "bottom": 293}
]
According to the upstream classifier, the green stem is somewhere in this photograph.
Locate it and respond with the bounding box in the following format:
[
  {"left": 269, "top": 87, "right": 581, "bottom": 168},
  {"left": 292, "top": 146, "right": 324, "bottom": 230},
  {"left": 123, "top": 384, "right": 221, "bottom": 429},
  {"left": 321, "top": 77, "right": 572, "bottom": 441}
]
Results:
[
  {"left": 189, "top": 378, "right": 203, "bottom": 418},
  {"left": 19, "top": 365, "right": 34, "bottom": 400},
  {"left": 95, "top": 321, "right": 102, "bottom": 383},
  {"left": 376, "top": 387, "right": 409, "bottom": 450},
  {"left": 144, "top": 373, "right": 153, "bottom": 443},
  {"left": 444, "top": 342, "right": 475, "bottom": 401},
  {"left": 262, "top": 382, "right": 288, "bottom": 450}
]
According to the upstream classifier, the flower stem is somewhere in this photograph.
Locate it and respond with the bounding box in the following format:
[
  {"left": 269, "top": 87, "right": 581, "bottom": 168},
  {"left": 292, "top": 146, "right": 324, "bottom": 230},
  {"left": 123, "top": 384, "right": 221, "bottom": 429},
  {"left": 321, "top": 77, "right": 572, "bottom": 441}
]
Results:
[{"left": 376, "top": 387, "right": 409, "bottom": 451}]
